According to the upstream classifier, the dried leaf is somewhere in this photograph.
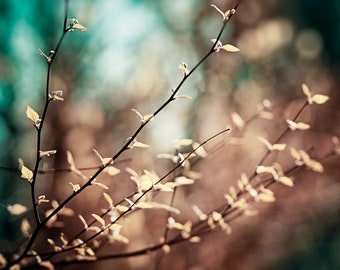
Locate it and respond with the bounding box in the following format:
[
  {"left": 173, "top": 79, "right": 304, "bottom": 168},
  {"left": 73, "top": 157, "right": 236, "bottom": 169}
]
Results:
[
  {"left": 7, "top": 204, "right": 28, "bottom": 215},
  {"left": 220, "top": 44, "right": 240, "bottom": 52},
  {"left": 26, "top": 105, "right": 40, "bottom": 124},
  {"left": 21, "top": 166, "right": 33, "bottom": 183}
]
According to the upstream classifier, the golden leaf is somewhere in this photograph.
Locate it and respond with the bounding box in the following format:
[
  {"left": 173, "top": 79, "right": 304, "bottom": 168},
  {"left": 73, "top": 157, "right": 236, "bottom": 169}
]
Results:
[
  {"left": 26, "top": 105, "right": 40, "bottom": 124},
  {"left": 21, "top": 165, "right": 33, "bottom": 182},
  {"left": 91, "top": 214, "right": 105, "bottom": 227},
  {"left": 244, "top": 209, "right": 259, "bottom": 216},
  {"left": 131, "top": 109, "right": 143, "bottom": 122},
  {"left": 220, "top": 44, "right": 240, "bottom": 52},
  {"left": 7, "top": 204, "right": 28, "bottom": 215}
]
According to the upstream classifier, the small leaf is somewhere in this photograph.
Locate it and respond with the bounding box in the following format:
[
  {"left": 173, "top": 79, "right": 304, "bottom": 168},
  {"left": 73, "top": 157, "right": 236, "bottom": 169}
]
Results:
[
  {"left": 21, "top": 218, "right": 31, "bottom": 237},
  {"left": 279, "top": 176, "right": 294, "bottom": 187},
  {"left": 231, "top": 112, "right": 244, "bottom": 129},
  {"left": 103, "top": 193, "right": 113, "bottom": 208},
  {"left": 220, "top": 44, "right": 240, "bottom": 52},
  {"left": 91, "top": 214, "right": 105, "bottom": 227},
  {"left": 131, "top": 141, "right": 150, "bottom": 148},
  {"left": 72, "top": 23, "right": 87, "bottom": 31},
  {"left": 175, "top": 176, "right": 195, "bottom": 186},
  {"left": 26, "top": 106, "right": 40, "bottom": 124},
  {"left": 78, "top": 214, "right": 88, "bottom": 230},
  {"left": 192, "top": 205, "right": 208, "bottom": 220},
  {"left": 66, "top": 151, "right": 75, "bottom": 170},
  {"left": 174, "top": 94, "right": 192, "bottom": 100},
  {"left": 70, "top": 182, "right": 80, "bottom": 192},
  {"left": 7, "top": 204, "right": 28, "bottom": 215},
  {"left": 193, "top": 142, "right": 208, "bottom": 158},
  {"left": 287, "top": 119, "right": 310, "bottom": 131},
  {"left": 21, "top": 165, "right": 33, "bottom": 182},
  {"left": 39, "top": 150, "right": 57, "bottom": 158},
  {"left": 302, "top": 83, "right": 312, "bottom": 99},
  {"left": 178, "top": 62, "right": 189, "bottom": 76},
  {"left": 131, "top": 109, "right": 144, "bottom": 123},
  {"left": 92, "top": 180, "right": 109, "bottom": 190},
  {"left": 312, "top": 94, "right": 329, "bottom": 104},
  {"left": 105, "top": 166, "right": 120, "bottom": 176},
  {"left": 135, "top": 202, "right": 153, "bottom": 209}
]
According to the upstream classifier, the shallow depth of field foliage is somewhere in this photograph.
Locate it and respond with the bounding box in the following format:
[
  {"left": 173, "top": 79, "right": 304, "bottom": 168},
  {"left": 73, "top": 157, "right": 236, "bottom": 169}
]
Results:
[{"left": 0, "top": 0, "right": 340, "bottom": 270}]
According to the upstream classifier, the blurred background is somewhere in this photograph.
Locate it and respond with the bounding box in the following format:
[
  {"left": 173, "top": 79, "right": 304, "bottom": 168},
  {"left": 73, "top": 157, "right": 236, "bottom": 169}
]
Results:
[{"left": 0, "top": 0, "right": 339, "bottom": 269}]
